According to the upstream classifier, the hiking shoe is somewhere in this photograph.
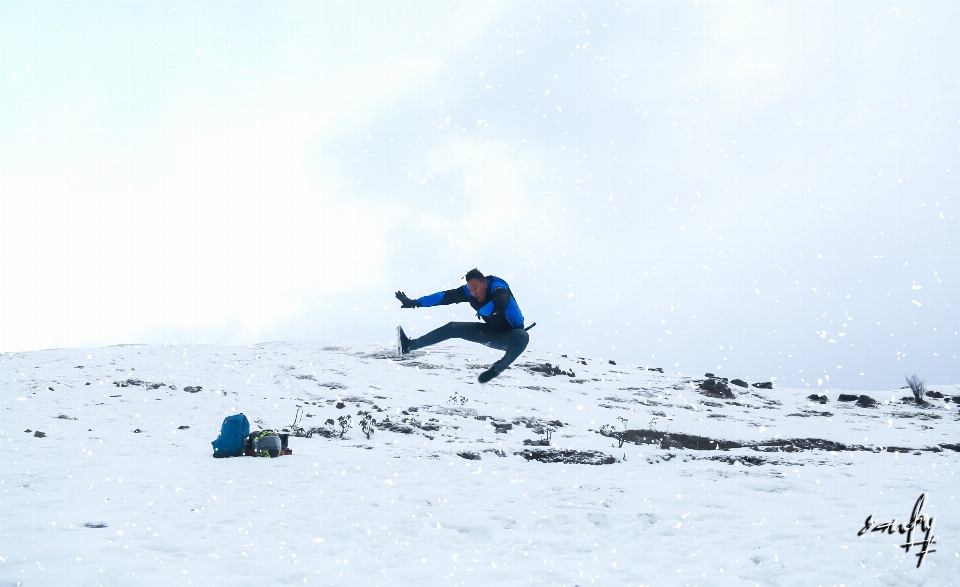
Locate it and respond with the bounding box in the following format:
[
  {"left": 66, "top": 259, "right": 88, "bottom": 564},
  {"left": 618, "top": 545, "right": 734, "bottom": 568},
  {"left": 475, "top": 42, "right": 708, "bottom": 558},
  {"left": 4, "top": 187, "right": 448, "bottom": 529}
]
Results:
[
  {"left": 395, "top": 326, "right": 410, "bottom": 356},
  {"left": 478, "top": 367, "right": 501, "bottom": 383}
]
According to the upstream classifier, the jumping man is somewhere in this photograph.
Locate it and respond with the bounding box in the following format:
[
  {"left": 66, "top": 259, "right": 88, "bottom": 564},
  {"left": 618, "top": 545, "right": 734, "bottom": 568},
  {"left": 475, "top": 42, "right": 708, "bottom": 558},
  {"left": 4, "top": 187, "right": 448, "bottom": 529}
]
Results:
[{"left": 394, "top": 269, "right": 530, "bottom": 383}]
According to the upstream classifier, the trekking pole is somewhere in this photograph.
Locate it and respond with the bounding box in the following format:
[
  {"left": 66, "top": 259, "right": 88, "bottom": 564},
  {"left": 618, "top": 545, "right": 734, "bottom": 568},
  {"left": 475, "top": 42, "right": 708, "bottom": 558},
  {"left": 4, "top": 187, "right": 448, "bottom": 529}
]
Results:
[
  {"left": 524, "top": 322, "right": 537, "bottom": 332},
  {"left": 292, "top": 407, "right": 302, "bottom": 430}
]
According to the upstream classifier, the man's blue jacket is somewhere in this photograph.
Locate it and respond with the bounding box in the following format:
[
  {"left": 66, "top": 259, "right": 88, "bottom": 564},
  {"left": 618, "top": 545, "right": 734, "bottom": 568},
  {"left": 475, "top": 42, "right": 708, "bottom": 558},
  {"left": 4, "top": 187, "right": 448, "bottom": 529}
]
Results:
[{"left": 416, "top": 276, "right": 524, "bottom": 331}]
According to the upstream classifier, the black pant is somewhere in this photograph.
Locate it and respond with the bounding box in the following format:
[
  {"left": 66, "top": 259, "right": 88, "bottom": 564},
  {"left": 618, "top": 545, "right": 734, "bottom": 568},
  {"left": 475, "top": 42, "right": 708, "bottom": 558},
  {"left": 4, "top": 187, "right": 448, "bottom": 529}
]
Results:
[{"left": 408, "top": 322, "right": 529, "bottom": 373}]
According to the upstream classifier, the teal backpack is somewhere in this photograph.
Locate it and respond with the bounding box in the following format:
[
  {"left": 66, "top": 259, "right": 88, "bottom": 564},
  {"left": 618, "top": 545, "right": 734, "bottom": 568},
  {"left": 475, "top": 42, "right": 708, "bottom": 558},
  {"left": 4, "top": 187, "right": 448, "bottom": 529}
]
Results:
[{"left": 212, "top": 414, "right": 250, "bottom": 458}]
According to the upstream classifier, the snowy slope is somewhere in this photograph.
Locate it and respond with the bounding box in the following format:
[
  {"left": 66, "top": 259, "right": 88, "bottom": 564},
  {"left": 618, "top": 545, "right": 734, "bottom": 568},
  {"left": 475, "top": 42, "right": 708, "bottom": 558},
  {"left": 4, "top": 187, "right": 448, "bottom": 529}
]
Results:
[{"left": 1, "top": 342, "right": 957, "bottom": 586}]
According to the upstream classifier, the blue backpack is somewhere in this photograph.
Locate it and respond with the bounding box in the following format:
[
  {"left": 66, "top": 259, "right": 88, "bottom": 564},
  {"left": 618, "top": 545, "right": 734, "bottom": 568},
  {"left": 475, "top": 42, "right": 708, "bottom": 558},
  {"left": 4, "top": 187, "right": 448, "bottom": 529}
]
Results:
[{"left": 212, "top": 413, "right": 250, "bottom": 458}]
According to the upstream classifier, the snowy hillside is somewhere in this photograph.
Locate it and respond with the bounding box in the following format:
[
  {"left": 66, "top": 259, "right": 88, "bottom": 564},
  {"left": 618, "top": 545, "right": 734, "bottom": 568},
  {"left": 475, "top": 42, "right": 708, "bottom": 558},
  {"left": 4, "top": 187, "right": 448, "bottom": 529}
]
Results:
[{"left": 2, "top": 342, "right": 957, "bottom": 586}]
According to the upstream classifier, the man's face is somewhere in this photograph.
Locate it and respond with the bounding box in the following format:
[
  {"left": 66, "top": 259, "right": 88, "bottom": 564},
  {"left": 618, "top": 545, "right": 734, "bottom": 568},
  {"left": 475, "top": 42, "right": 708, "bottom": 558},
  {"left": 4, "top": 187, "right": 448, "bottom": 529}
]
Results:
[{"left": 467, "top": 278, "right": 488, "bottom": 302}]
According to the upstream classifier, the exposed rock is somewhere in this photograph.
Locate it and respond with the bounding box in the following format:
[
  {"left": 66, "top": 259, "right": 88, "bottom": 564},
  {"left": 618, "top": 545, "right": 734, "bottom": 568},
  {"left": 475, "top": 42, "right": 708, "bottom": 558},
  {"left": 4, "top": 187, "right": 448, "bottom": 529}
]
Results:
[
  {"left": 417, "top": 421, "right": 440, "bottom": 432},
  {"left": 335, "top": 402, "right": 345, "bottom": 409},
  {"left": 730, "top": 379, "right": 749, "bottom": 388},
  {"left": 523, "top": 438, "right": 551, "bottom": 446},
  {"left": 838, "top": 394, "right": 859, "bottom": 402},
  {"left": 526, "top": 363, "right": 576, "bottom": 377},
  {"left": 484, "top": 448, "right": 508, "bottom": 457},
  {"left": 376, "top": 418, "right": 415, "bottom": 434},
  {"left": 457, "top": 451, "right": 481, "bottom": 460},
  {"left": 114, "top": 378, "right": 166, "bottom": 390},
  {"left": 604, "top": 428, "right": 742, "bottom": 451},
  {"left": 34, "top": 431, "right": 46, "bottom": 438},
  {"left": 183, "top": 386, "right": 201, "bottom": 393},
  {"left": 703, "top": 455, "right": 769, "bottom": 467},
  {"left": 856, "top": 395, "right": 877, "bottom": 408},
  {"left": 807, "top": 394, "right": 828, "bottom": 404},
  {"left": 597, "top": 428, "right": 917, "bottom": 454},
  {"left": 301, "top": 426, "right": 337, "bottom": 438},
  {"left": 698, "top": 378, "right": 735, "bottom": 399},
  {"left": 751, "top": 381, "right": 773, "bottom": 389},
  {"left": 518, "top": 449, "right": 616, "bottom": 465},
  {"left": 925, "top": 390, "right": 944, "bottom": 399}
]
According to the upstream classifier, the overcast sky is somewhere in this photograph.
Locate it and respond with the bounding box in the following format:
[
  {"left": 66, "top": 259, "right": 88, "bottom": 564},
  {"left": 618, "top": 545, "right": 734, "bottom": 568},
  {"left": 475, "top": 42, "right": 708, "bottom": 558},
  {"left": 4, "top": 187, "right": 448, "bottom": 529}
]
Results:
[{"left": 2, "top": 0, "right": 957, "bottom": 389}]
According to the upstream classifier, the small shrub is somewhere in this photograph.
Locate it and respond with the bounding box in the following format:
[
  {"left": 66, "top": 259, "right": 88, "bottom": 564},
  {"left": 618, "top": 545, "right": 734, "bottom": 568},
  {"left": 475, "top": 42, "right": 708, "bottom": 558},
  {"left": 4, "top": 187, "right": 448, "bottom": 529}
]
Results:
[
  {"left": 336, "top": 415, "right": 352, "bottom": 438},
  {"left": 357, "top": 410, "right": 376, "bottom": 439},
  {"left": 905, "top": 374, "right": 926, "bottom": 404},
  {"left": 600, "top": 416, "right": 630, "bottom": 448},
  {"left": 532, "top": 425, "right": 554, "bottom": 444}
]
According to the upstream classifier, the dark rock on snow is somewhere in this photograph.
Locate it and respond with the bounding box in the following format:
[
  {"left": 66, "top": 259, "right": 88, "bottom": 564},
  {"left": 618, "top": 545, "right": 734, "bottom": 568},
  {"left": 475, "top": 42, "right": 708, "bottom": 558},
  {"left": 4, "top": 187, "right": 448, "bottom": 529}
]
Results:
[
  {"left": 417, "top": 421, "right": 440, "bottom": 432},
  {"left": 730, "top": 379, "right": 749, "bottom": 388},
  {"left": 518, "top": 449, "right": 617, "bottom": 465},
  {"left": 457, "top": 451, "right": 481, "bottom": 460},
  {"left": 376, "top": 418, "right": 415, "bottom": 434},
  {"left": 527, "top": 363, "right": 576, "bottom": 378},
  {"left": 698, "top": 378, "right": 735, "bottom": 399},
  {"left": 856, "top": 395, "right": 877, "bottom": 408},
  {"left": 752, "top": 381, "right": 774, "bottom": 389},
  {"left": 807, "top": 394, "right": 829, "bottom": 404},
  {"left": 605, "top": 428, "right": 742, "bottom": 451},
  {"left": 838, "top": 394, "right": 859, "bottom": 402}
]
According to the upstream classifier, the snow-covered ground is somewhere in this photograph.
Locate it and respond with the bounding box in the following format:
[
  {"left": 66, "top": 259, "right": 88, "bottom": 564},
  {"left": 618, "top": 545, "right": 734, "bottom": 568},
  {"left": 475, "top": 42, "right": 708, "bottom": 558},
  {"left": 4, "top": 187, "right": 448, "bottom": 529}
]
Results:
[{"left": 2, "top": 341, "right": 957, "bottom": 586}]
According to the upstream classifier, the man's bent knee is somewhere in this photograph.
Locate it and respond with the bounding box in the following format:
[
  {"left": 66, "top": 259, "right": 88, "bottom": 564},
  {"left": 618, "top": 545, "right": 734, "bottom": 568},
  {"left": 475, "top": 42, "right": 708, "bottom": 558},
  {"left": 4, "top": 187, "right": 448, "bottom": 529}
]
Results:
[{"left": 510, "top": 328, "right": 530, "bottom": 347}]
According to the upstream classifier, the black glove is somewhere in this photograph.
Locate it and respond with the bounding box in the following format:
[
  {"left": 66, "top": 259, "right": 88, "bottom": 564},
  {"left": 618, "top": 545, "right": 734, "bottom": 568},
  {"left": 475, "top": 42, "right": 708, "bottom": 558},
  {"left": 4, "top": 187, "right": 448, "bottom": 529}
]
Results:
[{"left": 395, "top": 291, "right": 420, "bottom": 308}]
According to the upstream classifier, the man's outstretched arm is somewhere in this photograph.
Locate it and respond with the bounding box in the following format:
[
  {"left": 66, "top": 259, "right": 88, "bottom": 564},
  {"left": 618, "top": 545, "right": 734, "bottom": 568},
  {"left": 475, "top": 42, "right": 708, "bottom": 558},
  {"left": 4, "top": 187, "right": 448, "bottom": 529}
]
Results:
[
  {"left": 395, "top": 287, "right": 469, "bottom": 308},
  {"left": 414, "top": 286, "right": 469, "bottom": 308}
]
